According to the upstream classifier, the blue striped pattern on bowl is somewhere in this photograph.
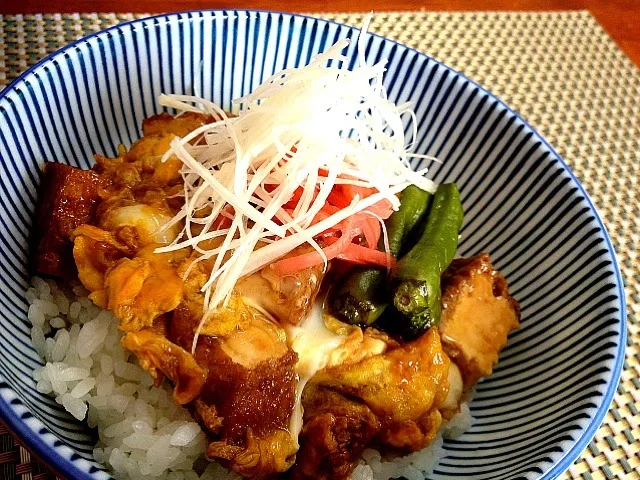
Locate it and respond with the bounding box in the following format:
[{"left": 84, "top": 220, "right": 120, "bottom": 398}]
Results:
[{"left": 0, "top": 10, "right": 626, "bottom": 480}]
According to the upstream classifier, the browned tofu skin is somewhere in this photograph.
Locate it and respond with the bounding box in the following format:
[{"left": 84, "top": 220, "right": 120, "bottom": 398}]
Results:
[
  {"left": 167, "top": 302, "right": 299, "bottom": 479},
  {"left": 438, "top": 254, "right": 520, "bottom": 389},
  {"left": 34, "top": 163, "right": 105, "bottom": 278}
]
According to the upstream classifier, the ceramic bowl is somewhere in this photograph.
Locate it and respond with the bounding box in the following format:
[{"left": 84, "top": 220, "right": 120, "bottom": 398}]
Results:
[{"left": 0, "top": 10, "right": 626, "bottom": 480}]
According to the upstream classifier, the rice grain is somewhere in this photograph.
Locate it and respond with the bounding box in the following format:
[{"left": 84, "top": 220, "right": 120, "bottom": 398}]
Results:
[
  {"left": 50, "top": 316, "right": 67, "bottom": 329},
  {"left": 71, "top": 378, "right": 96, "bottom": 398},
  {"left": 60, "top": 393, "right": 88, "bottom": 420},
  {"left": 52, "top": 329, "right": 70, "bottom": 362},
  {"left": 170, "top": 424, "right": 201, "bottom": 447},
  {"left": 28, "top": 303, "right": 46, "bottom": 328},
  {"left": 30, "top": 326, "right": 46, "bottom": 358}
]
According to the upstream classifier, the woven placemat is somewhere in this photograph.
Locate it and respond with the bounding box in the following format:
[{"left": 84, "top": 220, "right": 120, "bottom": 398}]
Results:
[{"left": 0, "top": 10, "right": 638, "bottom": 480}]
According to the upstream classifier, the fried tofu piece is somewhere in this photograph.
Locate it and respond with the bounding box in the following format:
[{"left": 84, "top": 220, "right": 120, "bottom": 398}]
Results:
[
  {"left": 34, "top": 163, "right": 105, "bottom": 278},
  {"left": 438, "top": 254, "right": 520, "bottom": 388},
  {"left": 202, "top": 347, "right": 299, "bottom": 478},
  {"left": 168, "top": 303, "right": 299, "bottom": 479}
]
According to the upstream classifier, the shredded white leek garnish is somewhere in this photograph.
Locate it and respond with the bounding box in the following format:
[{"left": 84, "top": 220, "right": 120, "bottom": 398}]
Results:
[{"left": 155, "top": 16, "right": 438, "bottom": 352}]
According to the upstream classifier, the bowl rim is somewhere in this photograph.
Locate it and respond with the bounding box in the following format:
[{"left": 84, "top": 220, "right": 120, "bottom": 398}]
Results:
[{"left": 0, "top": 9, "right": 627, "bottom": 480}]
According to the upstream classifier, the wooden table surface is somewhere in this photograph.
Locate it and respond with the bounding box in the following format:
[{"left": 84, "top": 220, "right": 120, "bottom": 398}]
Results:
[{"left": 2, "top": 0, "right": 639, "bottom": 66}]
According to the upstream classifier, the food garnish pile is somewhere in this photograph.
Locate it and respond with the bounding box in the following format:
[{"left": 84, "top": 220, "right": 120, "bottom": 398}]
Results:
[{"left": 33, "top": 21, "right": 520, "bottom": 480}]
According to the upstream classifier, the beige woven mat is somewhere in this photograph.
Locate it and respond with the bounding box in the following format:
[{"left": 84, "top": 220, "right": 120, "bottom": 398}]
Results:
[{"left": 0, "top": 10, "right": 638, "bottom": 480}]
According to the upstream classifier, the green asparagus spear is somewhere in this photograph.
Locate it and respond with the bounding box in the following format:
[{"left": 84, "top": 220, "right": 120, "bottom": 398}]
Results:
[
  {"left": 330, "top": 185, "right": 432, "bottom": 325},
  {"left": 391, "top": 183, "right": 463, "bottom": 337}
]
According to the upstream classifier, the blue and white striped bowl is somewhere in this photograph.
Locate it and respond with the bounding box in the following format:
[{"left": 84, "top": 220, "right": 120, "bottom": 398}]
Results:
[{"left": 0, "top": 10, "right": 626, "bottom": 480}]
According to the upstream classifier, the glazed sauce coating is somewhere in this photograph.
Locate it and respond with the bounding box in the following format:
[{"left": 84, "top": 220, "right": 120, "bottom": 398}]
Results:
[{"left": 34, "top": 163, "right": 105, "bottom": 278}]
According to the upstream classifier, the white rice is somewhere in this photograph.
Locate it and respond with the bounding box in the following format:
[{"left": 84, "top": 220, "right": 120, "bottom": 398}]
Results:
[
  {"left": 27, "top": 276, "right": 472, "bottom": 480},
  {"left": 28, "top": 277, "right": 240, "bottom": 480}
]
